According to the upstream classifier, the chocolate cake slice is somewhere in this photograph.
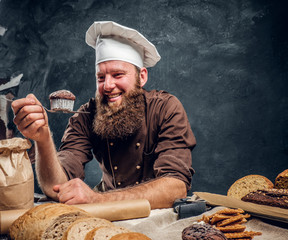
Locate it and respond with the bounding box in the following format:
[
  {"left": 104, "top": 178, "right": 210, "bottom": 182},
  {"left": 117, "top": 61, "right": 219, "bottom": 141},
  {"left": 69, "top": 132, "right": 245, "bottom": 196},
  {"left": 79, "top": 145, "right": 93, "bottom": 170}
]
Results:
[{"left": 241, "top": 188, "right": 288, "bottom": 209}]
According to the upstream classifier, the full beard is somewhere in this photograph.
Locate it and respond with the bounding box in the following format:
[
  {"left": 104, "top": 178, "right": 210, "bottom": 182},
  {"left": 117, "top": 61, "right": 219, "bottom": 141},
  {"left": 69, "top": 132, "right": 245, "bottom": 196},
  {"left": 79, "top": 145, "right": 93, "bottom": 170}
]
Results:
[{"left": 93, "top": 85, "right": 145, "bottom": 140}]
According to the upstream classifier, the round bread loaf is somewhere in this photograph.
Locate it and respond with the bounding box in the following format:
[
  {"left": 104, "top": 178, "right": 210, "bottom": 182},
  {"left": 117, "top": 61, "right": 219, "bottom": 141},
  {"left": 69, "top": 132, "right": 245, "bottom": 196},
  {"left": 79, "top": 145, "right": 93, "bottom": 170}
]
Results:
[
  {"left": 182, "top": 222, "right": 227, "bottom": 240},
  {"left": 49, "top": 90, "right": 76, "bottom": 111},
  {"left": 275, "top": 169, "right": 288, "bottom": 189},
  {"left": 9, "top": 203, "right": 91, "bottom": 240},
  {"left": 62, "top": 217, "right": 114, "bottom": 240},
  {"left": 84, "top": 226, "right": 130, "bottom": 240},
  {"left": 110, "top": 232, "right": 151, "bottom": 240},
  {"left": 227, "top": 174, "right": 274, "bottom": 199}
]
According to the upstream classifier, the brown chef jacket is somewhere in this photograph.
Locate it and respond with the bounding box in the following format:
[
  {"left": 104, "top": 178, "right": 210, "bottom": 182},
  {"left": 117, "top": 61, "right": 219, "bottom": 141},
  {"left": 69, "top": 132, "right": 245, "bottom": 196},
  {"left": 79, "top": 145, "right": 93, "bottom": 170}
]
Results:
[{"left": 57, "top": 89, "right": 196, "bottom": 191}]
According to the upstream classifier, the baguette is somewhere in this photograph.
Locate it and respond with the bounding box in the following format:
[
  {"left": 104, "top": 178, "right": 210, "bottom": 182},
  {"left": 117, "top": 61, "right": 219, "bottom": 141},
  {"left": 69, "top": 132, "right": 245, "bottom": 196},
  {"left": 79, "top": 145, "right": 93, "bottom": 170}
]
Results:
[{"left": 227, "top": 174, "right": 273, "bottom": 199}]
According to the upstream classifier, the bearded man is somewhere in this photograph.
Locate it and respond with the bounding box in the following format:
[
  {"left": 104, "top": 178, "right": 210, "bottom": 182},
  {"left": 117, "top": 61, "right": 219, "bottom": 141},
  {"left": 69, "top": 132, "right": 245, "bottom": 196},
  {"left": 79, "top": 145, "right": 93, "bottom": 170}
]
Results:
[{"left": 12, "top": 21, "right": 196, "bottom": 209}]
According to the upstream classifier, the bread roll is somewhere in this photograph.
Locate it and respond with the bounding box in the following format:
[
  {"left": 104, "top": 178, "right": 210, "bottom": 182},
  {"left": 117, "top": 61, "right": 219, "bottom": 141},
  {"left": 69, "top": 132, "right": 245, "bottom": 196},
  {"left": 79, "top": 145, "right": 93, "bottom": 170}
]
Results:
[
  {"left": 227, "top": 174, "right": 273, "bottom": 199},
  {"left": 275, "top": 169, "right": 288, "bottom": 189},
  {"left": 84, "top": 226, "right": 130, "bottom": 240},
  {"left": 110, "top": 232, "right": 151, "bottom": 240},
  {"left": 62, "top": 217, "right": 114, "bottom": 240},
  {"left": 9, "top": 203, "right": 91, "bottom": 240}
]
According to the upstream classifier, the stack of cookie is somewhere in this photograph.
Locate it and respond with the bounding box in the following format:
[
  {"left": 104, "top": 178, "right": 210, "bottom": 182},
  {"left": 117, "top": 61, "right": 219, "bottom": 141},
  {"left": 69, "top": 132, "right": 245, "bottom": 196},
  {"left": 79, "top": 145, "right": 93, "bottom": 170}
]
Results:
[{"left": 198, "top": 208, "right": 262, "bottom": 239}]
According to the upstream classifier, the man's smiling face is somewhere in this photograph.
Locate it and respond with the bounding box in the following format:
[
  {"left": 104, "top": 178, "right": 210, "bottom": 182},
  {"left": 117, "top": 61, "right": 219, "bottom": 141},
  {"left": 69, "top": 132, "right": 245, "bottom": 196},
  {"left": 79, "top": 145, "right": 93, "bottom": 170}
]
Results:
[{"left": 96, "top": 60, "right": 142, "bottom": 108}]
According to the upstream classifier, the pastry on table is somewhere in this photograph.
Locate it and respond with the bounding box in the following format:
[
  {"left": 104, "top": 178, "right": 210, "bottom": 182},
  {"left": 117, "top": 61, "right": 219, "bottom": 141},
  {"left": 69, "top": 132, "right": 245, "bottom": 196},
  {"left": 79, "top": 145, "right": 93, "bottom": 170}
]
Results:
[
  {"left": 182, "top": 222, "right": 227, "bottom": 240},
  {"left": 241, "top": 188, "right": 288, "bottom": 209}
]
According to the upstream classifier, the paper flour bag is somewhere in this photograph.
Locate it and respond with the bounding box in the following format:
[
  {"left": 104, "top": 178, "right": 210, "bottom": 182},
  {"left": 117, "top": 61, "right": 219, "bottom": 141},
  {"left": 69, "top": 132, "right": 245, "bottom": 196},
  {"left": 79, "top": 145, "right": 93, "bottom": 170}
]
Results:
[{"left": 0, "top": 137, "right": 34, "bottom": 210}]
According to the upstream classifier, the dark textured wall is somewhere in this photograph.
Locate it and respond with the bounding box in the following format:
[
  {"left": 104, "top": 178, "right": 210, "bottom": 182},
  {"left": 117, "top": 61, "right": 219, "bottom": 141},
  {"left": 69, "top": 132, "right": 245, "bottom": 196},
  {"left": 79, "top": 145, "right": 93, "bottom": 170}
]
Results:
[{"left": 0, "top": 0, "right": 287, "bottom": 195}]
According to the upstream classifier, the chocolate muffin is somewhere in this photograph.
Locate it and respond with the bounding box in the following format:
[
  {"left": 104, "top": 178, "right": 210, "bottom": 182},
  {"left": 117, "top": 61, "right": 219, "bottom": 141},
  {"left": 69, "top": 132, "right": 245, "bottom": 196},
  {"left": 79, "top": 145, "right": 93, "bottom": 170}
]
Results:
[
  {"left": 182, "top": 222, "right": 227, "bottom": 240},
  {"left": 49, "top": 90, "right": 76, "bottom": 111}
]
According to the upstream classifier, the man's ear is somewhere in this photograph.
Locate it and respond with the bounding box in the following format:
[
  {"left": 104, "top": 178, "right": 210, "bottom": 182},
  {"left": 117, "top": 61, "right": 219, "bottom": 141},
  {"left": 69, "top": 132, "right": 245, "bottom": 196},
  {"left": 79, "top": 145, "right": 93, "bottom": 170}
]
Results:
[{"left": 139, "top": 67, "right": 148, "bottom": 87}]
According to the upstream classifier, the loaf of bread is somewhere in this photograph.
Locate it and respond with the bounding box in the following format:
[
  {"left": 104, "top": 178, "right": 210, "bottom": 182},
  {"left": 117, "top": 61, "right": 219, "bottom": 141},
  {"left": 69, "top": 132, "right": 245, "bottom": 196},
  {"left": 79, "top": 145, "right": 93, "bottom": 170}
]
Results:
[
  {"left": 62, "top": 217, "right": 114, "bottom": 240},
  {"left": 84, "top": 226, "right": 130, "bottom": 240},
  {"left": 110, "top": 232, "right": 151, "bottom": 240},
  {"left": 241, "top": 188, "right": 288, "bottom": 209},
  {"left": 275, "top": 169, "right": 288, "bottom": 189},
  {"left": 49, "top": 90, "right": 76, "bottom": 111},
  {"left": 9, "top": 203, "right": 91, "bottom": 240},
  {"left": 227, "top": 174, "right": 274, "bottom": 199}
]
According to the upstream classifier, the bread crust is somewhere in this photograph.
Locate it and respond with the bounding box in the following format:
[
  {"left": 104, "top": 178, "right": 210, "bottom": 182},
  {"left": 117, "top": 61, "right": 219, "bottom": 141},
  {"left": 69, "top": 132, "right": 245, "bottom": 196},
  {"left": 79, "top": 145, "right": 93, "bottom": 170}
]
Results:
[
  {"left": 275, "top": 169, "right": 288, "bottom": 189},
  {"left": 227, "top": 174, "right": 274, "bottom": 199}
]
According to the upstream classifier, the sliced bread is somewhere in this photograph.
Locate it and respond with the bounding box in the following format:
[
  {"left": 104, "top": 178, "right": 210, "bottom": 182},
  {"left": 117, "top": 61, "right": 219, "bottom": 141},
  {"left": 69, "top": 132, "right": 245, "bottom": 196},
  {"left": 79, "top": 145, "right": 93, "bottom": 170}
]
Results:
[
  {"left": 275, "top": 169, "right": 288, "bottom": 189},
  {"left": 227, "top": 174, "right": 274, "bottom": 199},
  {"left": 62, "top": 217, "right": 114, "bottom": 240},
  {"left": 84, "top": 226, "right": 130, "bottom": 240},
  {"left": 42, "top": 214, "right": 90, "bottom": 240},
  {"left": 110, "top": 232, "right": 151, "bottom": 240},
  {"left": 9, "top": 203, "right": 91, "bottom": 240}
]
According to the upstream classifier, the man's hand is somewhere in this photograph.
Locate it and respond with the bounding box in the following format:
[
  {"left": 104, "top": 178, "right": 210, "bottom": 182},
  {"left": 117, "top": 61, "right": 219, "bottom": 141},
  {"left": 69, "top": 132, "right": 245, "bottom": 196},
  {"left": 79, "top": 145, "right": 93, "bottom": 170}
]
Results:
[
  {"left": 12, "top": 94, "right": 49, "bottom": 142},
  {"left": 53, "top": 178, "right": 101, "bottom": 205}
]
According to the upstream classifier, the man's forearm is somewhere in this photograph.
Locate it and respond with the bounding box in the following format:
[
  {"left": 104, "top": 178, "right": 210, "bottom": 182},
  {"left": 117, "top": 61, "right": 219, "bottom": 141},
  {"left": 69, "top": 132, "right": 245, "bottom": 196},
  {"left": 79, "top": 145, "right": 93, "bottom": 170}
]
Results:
[
  {"left": 97, "top": 177, "right": 187, "bottom": 209},
  {"left": 35, "top": 130, "right": 68, "bottom": 200}
]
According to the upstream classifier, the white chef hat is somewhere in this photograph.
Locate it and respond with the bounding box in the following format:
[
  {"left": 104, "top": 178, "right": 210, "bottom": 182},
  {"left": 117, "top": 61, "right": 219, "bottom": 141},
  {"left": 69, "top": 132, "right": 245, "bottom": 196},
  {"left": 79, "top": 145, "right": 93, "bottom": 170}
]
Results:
[{"left": 85, "top": 21, "right": 161, "bottom": 68}]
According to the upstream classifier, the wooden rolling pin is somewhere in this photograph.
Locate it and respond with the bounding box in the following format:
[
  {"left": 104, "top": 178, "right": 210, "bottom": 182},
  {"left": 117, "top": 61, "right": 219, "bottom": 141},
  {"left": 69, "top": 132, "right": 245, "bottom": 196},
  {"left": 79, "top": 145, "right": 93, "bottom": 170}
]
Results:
[{"left": 0, "top": 199, "right": 151, "bottom": 234}]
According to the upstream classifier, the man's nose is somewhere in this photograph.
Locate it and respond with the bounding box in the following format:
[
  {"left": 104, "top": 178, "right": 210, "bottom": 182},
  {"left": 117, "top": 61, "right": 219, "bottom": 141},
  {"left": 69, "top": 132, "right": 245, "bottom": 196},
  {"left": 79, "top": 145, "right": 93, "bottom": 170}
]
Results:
[{"left": 103, "top": 76, "right": 115, "bottom": 91}]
